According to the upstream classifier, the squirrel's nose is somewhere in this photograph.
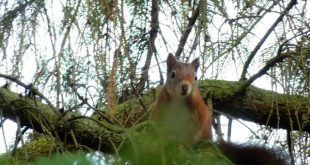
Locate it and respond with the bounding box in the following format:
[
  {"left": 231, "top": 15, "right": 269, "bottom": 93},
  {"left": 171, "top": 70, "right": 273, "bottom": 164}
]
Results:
[{"left": 181, "top": 84, "right": 189, "bottom": 95}]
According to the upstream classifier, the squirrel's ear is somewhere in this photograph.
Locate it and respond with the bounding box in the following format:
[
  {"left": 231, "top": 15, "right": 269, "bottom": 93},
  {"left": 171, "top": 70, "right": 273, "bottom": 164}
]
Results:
[
  {"left": 191, "top": 57, "right": 199, "bottom": 72},
  {"left": 167, "top": 53, "right": 177, "bottom": 71}
]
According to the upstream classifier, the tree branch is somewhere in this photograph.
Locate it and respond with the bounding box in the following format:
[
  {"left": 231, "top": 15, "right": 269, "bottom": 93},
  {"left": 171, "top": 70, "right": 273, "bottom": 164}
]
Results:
[
  {"left": 0, "top": 73, "right": 59, "bottom": 114},
  {"left": 239, "top": 53, "right": 295, "bottom": 94},
  {"left": 0, "top": 87, "right": 124, "bottom": 154},
  {"left": 137, "top": 0, "right": 159, "bottom": 94},
  {"left": 200, "top": 80, "right": 310, "bottom": 134},
  {"left": 240, "top": 0, "right": 297, "bottom": 80},
  {"left": 175, "top": 0, "right": 201, "bottom": 58}
]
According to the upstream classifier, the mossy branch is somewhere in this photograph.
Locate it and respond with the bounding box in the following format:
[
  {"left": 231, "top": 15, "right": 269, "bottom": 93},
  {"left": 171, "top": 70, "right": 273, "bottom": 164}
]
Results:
[{"left": 1, "top": 79, "right": 309, "bottom": 158}]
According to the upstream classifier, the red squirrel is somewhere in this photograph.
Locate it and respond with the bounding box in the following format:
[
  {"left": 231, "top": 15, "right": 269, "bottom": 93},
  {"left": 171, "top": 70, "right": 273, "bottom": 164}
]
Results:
[
  {"left": 151, "top": 53, "right": 288, "bottom": 165},
  {"left": 151, "top": 53, "right": 212, "bottom": 142}
]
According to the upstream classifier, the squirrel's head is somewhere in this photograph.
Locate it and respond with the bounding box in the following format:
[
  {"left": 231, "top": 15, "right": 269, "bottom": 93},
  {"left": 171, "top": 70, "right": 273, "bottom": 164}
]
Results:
[{"left": 166, "top": 53, "right": 199, "bottom": 98}]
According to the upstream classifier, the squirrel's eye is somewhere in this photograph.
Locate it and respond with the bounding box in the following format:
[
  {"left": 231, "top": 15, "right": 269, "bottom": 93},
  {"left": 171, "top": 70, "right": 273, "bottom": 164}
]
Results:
[{"left": 170, "top": 71, "right": 176, "bottom": 79}]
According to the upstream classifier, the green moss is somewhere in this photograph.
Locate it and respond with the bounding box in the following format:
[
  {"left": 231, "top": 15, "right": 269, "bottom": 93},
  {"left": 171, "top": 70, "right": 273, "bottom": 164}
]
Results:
[
  {"left": 115, "top": 87, "right": 159, "bottom": 113},
  {"left": 198, "top": 80, "right": 241, "bottom": 104},
  {"left": 14, "top": 136, "right": 57, "bottom": 161}
]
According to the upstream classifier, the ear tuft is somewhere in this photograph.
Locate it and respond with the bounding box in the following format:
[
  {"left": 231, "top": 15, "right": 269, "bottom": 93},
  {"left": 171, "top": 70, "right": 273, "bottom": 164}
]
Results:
[
  {"left": 191, "top": 57, "right": 199, "bottom": 72},
  {"left": 167, "top": 53, "right": 177, "bottom": 72}
]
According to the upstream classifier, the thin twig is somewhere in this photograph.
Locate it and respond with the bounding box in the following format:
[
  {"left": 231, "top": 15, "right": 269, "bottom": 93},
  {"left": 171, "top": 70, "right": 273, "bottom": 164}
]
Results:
[{"left": 212, "top": 109, "right": 260, "bottom": 139}]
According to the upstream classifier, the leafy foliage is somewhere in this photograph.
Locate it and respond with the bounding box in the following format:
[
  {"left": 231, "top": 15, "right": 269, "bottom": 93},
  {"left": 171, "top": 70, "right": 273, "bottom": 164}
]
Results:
[{"left": 119, "top": 129, "right": 233, "bottom": 165}]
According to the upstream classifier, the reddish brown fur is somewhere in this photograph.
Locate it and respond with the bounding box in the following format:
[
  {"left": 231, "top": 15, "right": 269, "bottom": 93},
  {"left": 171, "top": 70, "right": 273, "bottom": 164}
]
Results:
[{"left": 186, "top": 87, "right": 212, "bottom": 140}]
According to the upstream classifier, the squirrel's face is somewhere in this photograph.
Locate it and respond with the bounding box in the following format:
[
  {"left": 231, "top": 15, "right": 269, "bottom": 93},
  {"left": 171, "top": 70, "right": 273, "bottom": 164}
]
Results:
[{"left": 166, "top": 53, "right": 199, "bottom": 98}]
